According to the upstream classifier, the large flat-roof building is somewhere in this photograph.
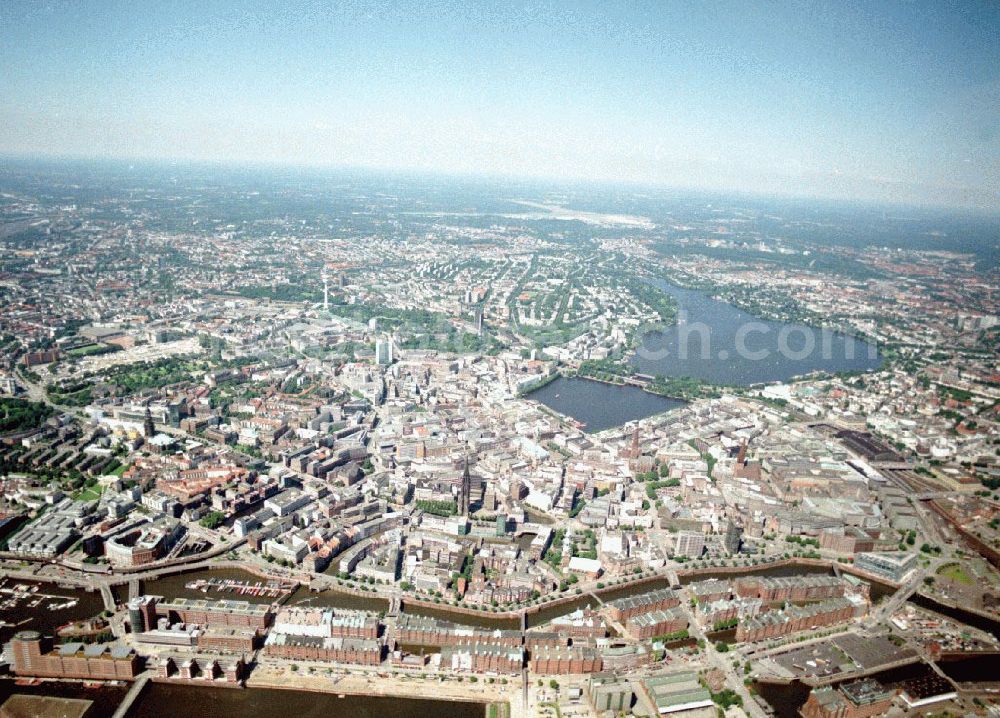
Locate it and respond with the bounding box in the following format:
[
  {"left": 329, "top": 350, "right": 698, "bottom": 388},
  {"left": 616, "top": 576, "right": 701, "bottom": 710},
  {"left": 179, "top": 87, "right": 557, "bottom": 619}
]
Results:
[
  {"left": 588, "top": 673, "right": 634, "bottom": 713},
  {"left": 641, "top": 672, "right": 714, "bottom": 715},
  {"left": 157, "top": 597, "right": 273, "bottom": 629},
  {"left": 6, "top": 498, "right": 85, "bottom": 557},
  {"left": 9, "top": 631, "right": 141, "bottom": 681},
  {"left": 105, "top": 520, "right": 185, "bottom": 567},
  {"left": 854, "top": 551, "right": 918, "bottom": 582}
]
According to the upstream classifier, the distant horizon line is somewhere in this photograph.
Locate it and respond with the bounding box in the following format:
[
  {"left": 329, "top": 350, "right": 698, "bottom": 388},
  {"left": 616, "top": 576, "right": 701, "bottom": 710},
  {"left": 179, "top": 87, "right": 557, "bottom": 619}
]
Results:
[{"left": 1, "top": 149, "right": 998, "bottom": 219}]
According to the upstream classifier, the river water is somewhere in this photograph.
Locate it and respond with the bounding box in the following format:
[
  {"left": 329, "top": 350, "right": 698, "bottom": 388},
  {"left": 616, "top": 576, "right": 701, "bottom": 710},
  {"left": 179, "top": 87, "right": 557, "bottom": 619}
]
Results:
[
  {"left": 633, "top": 280, "right": 882, "bottom": 385},
  {"left": 125, "top": 683, "right": 486, "bottom": 718}
]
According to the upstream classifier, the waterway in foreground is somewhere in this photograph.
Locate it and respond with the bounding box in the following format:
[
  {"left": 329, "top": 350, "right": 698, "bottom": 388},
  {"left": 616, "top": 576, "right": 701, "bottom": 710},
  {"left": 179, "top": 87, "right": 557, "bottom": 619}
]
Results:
[
  {"left": 142, "top": 561, "right": 888, "bottom": 632},
  {"left": 754, "top": 659, "right": 936, "bottom": 718},
  {"left": 12, "top": 562, "right": 992, "bottom": 718},
  {"left": 125, "top": 683, "right": 486, "bottom": 718}
]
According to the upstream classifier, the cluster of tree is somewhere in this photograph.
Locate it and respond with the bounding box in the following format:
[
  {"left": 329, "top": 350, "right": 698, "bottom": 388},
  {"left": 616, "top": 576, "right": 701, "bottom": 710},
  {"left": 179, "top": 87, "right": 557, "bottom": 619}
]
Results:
[
  {"left": 0, "top": 398, "right": 53, "bottom": 433},
  {"left": 621, "top": 275, "right": 678, "bottom": 325},
  {"left": 785, "top": 535, "right": 819, "bottom": 548},
  {"left": 544, "top": 528, "right": 566, "bottom": 569},
  {"left": 644, "top": 479, "right": 680, "bottom": 499},
  {"left": 48, "top": 356, "right": 204, "bottom": 405},
  {"left": 635, "top": 464, "right": 671, "bottom": 482},
  {"left": 710, "top": 688, "right": 742, "bottom": 709},
  {"left": 199, "top": 511, "right": 226, "bottom": 529},
  {"left": 558, "top": 573, "right": 580, "bottom": 592},
  {"left": 236, "top": 283, "right": 317, "bottom": 302},
  {"left": 415, "top": 499, "right": 457, "bottom": 517}
]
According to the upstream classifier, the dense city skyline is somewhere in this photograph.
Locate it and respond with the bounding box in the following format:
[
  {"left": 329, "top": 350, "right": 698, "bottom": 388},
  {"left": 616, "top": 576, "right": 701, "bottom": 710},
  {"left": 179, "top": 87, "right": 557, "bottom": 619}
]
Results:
[
  {"left": 1, "top": 4, "right": 999, "bottom": 718},
  {"left": 1, "top": 158, "right": 998, "bottom": 718}
]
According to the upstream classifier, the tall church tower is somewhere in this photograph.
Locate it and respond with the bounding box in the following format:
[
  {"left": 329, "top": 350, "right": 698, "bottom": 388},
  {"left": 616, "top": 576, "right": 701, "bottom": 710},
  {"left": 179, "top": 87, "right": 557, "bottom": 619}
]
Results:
[
  {"left": 459, "top": 458, "right": 472, "bottom": 515},
  {"left": 143, "top": 406, "right": 156, "bottom": 438}
]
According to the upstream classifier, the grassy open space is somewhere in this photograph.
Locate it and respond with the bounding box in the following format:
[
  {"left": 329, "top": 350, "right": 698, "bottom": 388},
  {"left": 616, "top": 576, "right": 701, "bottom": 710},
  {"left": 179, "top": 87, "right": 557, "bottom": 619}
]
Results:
[
  {"left": 936, "top": 562, "right": 974, "bottom": 585},
  {"left": 74, "top": 485, "right": 104, "bottom": 502}
]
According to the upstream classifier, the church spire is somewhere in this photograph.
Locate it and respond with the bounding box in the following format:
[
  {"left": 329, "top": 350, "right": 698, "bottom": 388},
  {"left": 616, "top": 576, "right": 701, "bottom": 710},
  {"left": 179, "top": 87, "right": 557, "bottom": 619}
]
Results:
[
  {"left": 143, "top": 406, "right": 156, "bottom": 438},
  {"left": 460, "top": 457, "right": 472, "bottom": 516}
]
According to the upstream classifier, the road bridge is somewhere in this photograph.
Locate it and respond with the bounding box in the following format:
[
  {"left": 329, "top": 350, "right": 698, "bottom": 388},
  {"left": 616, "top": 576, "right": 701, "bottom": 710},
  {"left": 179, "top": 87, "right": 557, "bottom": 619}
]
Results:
[
  {"left": 111, "top": 674, "right": 149, "bottom": 718},
  {"left": 868, "top": 567, "right": 928, "bottom": 626},
  {"left": 99, "top": 584, "right": 116, "bottom": 611}
]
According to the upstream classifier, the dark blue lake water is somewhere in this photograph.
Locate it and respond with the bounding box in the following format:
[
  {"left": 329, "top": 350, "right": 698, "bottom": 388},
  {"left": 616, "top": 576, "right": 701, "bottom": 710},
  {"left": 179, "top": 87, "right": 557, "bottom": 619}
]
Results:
[
  {"left": 527, "top": 376, "right": 686, "bottom": 432},
  {"left": 632, "top": 279, "right": 882, "bottom": 385}
]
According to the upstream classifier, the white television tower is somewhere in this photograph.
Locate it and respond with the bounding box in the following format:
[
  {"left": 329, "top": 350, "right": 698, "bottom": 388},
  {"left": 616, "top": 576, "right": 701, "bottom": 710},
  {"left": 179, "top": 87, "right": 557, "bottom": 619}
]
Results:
[{"left": 321, "top": 268, "right": 329, "bottom": 310}]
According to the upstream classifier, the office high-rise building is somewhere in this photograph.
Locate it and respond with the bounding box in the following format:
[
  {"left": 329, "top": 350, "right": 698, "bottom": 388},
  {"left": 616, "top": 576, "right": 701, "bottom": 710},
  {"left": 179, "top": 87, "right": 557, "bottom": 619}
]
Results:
[
  {"left": 459, "top": 459, "right": 472, "bottom": 515},
  {"left": 128, "top": 595, "right": 159, "bottom": 633},
  {"left": 375, "top": 336, "right": 393, "bottom": 365}
]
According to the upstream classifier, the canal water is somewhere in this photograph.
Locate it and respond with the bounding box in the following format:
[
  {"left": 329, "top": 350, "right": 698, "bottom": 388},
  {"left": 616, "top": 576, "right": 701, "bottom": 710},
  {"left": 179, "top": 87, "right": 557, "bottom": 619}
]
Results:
[
  {"left": 677, "top": 562, "right": 833, "bottom": 585},
  {"left": 136, "top": 562, "right": 906, "bottom": 638},
  {"left": 633, "top": 279, "right": 882, "bottom": 385},
  {"left": 402, "top": 576, "right": 674, "bottom": 630},
  {"left": 404, "top": 601, "right": 521, "bottom": 631},
  {"left": 0, "top": 577, "right": 105, "bottom": 645},
  {"left": 752, "top": 680, "right": 811, "bottom": 718},
  {"left": 523, "top": 508, "right": 555, "bottom": 526},
  {"left": 142, "top": 562, "right": 871, "bottom": 632},
  {"left": 527, "top": 577, "right": 675, "bottom": 629},
  {"left": 289, "top": 585, "right": 390, "bottom": 614},
  {"left": 146, "top": 567, "right": 396, "bottom": 614},
  {"left": 938, "top": 653, "right": 1000, "bottom": 683},
  {"left": 526, "top": 376, "right": 686, "bottom": 433},
  {"left": 908, "top": 592, "right": 1000, "bottom": 641},
  {"left": 143, "top": 568, "right": 292, "bottom": 605},
  {"left": 706, "top": 628, "right": 737, "bottom": 644},
  {"left": 125, "top": 683, "right": 487, "bottom": 718},
  {"left": 2, "top": 563, "right": 955, "bottom": 718}
]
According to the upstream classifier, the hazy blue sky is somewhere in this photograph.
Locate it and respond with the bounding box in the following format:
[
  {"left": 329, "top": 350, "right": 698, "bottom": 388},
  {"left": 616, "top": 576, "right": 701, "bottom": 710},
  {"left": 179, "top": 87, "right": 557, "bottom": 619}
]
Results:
[{"left": 1, "top": 1, "right": 998, "bottom": 209}]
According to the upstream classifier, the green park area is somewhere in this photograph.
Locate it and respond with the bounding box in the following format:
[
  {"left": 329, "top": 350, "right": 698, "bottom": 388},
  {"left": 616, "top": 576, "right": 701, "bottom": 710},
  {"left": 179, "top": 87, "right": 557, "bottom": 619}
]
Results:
[
  {"left": 74, "top": 484, "right": 105, "bottom": 502},
  {"left": 936, "top": 562, "right": 973, "bottom": 585}
]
